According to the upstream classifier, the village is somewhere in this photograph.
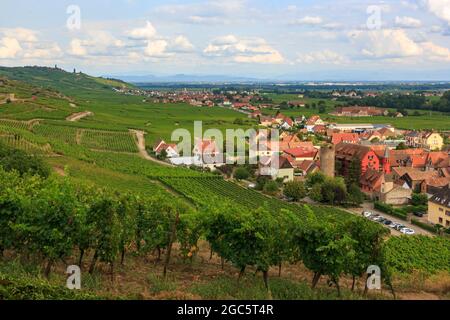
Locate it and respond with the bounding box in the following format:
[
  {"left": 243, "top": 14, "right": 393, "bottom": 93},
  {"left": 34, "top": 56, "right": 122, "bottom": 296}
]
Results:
[{"left": 152, "top": 109, "right": 450, "bottom": 234}]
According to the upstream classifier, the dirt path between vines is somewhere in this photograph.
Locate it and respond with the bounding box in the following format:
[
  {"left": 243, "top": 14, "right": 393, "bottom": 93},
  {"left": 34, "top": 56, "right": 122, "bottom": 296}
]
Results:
[
  {"left": 130, "top": 129, "right": 173, "bottom": 167},
  {"left": 66, "top": 111, "right": 93, "bottom": 122}
]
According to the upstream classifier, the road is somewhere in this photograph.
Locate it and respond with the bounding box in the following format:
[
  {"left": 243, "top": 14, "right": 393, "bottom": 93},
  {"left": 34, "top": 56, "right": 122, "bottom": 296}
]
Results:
[
  {"left": 346, "top": 202, "right": 433, "bottom": 236},
  {"left": 66, "top": 111, "right": 93, "bottom": 122},
  {"left": 130, "top": 129, "right": 174, "bottom": 167}
]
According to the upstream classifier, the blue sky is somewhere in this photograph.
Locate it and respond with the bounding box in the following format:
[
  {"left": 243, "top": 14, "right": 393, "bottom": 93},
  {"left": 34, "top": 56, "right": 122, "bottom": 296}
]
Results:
[{"left": 1, "top": 0, "right": 450, "bottom": 80}]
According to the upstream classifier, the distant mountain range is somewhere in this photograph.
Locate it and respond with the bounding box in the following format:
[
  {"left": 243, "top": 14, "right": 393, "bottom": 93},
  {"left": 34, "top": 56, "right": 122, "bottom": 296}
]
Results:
[{"left": 107, "top": 74, "right": 263, "bottom": 83}]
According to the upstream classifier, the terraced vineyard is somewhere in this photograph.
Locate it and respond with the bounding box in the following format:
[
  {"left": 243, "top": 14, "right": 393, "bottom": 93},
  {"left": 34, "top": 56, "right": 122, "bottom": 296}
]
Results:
[
  {"left": 80, "top": 129, "right": 138, "bottom": 153},
  {"left": 85, "top": 151, "right": 214, "bottom": 178},
  {"left": 0, "top": 119, "right": 30, "bottom": 130},
  {"left": 160, "top": 176, "right": 355, "bottom": 222},
  {"left": 32, "top": 124, "right": 78, "bottom": 144},
  {"left": 0, "top": 133, "right": 51, "bottom": 154}
]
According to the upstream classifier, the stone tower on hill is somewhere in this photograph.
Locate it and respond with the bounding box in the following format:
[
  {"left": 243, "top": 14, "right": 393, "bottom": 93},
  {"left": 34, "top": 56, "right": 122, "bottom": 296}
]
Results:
[{"left": 320, "top": 144, "right": 335, "bottom": 178}]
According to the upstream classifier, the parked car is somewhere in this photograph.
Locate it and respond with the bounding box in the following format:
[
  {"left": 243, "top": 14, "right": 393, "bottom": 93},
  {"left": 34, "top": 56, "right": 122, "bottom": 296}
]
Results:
[
  {"left": 373, "top": 216, "right": 384, "bottom": 222},
  {"left": 395, "top": 225, "right": 406, "bottom": 231},
  {"left": 363, "top": 211, "right": 372, "bottom": 218},
  {"left": 383, "top": 220, "right": 393, "bottom": 225},
  {"left": 389, "top": 222, "right": 400, "bottom": 228},
  {"left": 413, "top": 212, "right": 426, "bottom": 218},
  {"left": 400, "top": 228, "right": 415, "bottom": 235}
]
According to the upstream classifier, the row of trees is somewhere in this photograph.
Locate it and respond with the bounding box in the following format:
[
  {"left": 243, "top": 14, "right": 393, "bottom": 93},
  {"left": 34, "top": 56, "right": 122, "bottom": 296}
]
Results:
[
  {"left": 343, "top": 91, "right": 450, "bottom": 114},
  {"left": 0, "top": 163, "right": 395, "bottom": 295},
  {"left": 306, "top": 172, "right": 365, "bottom": 206}
]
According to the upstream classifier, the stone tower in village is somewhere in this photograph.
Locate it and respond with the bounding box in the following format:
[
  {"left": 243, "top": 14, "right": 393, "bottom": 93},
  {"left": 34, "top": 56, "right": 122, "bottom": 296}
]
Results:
[{"left": 320, "top": 144, "right": 335, "bottom": 178}]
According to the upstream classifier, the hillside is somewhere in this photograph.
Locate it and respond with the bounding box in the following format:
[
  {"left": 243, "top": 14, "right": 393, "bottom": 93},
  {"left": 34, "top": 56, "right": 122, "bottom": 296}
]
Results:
[{"left": 0, "top": 66, "right": 134, "bottom": 96}]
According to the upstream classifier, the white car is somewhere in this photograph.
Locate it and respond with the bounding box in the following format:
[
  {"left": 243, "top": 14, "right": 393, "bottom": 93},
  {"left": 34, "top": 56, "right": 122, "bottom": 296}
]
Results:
[
  {"left": 400, "top": 228, "right": 415, "bottom": 235},
  {"left": 373, "top": 216, "right": 385, "bottom": 222},
  {"left": 363, "top": 211, "right": 373, "bottom": 218},
  {"left": 389, "top": 222, "right": 400, "bottom": 228}
]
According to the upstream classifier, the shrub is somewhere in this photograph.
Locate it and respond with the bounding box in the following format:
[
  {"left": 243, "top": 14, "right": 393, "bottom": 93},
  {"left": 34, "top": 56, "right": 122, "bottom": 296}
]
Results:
[
  {"left": 0, "top": 143, "right": 50, "bottom": 178},
  {"left": 283, "top": 181, "right": 306, "bottom": 202},
  {"left": 263, "top": 180, "right": 279, "bottom": 195},
  {"left": 234, "top": 167, "right": 250, "bottom": 180},
  {"left": 411, "top": 193, "right": 428, "bottom": 206}
]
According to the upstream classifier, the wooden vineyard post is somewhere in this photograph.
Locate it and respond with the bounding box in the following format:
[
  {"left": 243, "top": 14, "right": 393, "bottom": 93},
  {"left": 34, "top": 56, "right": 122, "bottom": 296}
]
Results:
[{"left": 163, "top": 212, "right": 180, "bottom": 279}]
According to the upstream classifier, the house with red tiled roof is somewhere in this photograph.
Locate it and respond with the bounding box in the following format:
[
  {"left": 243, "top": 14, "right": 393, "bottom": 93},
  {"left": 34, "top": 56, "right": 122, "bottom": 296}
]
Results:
[
  {"left": 306, "top": 115, "right": 324, "bottom": 132},
  {"left": 283, "top": 147, "right": 318, "bottom": 162},
  {"left": 312, "top": 125, "right": 327, "bottom": 134},
  {"left": 259, "top": 155, "right": 294, "bottom": 182},
  {"left": 331, "top": 133, "right": 360, "bottom": 145},
  {"left": 335, "top": 143, "right": 380, "bottom": 176},
  {"left": 279, "top": 134, "right": 308, "bottom": 151},
  {"left": 280, "top": 117, "right": 294, "bottom": 130},
  {"left": 193, "top": 139, "right": 220, "bottom": 158},
  {"left": 153, "top": 139, "right": 179, "bottom": 158}
]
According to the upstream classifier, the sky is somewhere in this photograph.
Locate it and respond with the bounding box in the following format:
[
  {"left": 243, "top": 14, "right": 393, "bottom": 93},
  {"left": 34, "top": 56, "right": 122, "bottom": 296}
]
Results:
[{"left": 1, "top": 0, "right": 450, "bottom": 80}]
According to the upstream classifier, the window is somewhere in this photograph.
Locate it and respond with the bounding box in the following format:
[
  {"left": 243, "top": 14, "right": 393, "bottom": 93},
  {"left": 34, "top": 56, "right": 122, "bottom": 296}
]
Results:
[
  {"left": 439, "top": 218, "right": 443, "bottom": 224},
  {"left": 439, "top": 208, "right": 444, "bottom": 212},
  {"left": 446, "top": 210, "right": 450, "bottom": 217},
  {"left": 446, "top": 221, "right": 450, "bottom": 227}
]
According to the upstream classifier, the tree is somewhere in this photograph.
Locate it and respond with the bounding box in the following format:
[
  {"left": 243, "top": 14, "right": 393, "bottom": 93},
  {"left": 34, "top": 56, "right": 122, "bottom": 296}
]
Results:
[
  {"left": 411, "top": 192, "right": 428, "bottom": 206},
  {"left": 318, "top": 105, "right": 326, "bottom": 114},
  {"left": 309, "top": 183, "right": 323, "bottom": 202},
  {"left": 283, "top": 181, "right": 306, "bottom": 201},
  {"left": 294, "top": 208, "right": 356, "bottom": 295},
  {"left": 305, "top": 171, "right": 326, "bottom": 188},
  {"left": 347, "top": 158, "right": 361, "bottom": 187},
  {"left": 158, "top": 149, "right": 168, "bottom": 160},
  {"left": 347, "top": 184, "right": 364, "bottom": 206},
  {"left": 345, "top": 218, "right": 389, "bottom": 291},
  {"left": 234, "top": 167, "right": 250, "bottom": 180},
  {"left": 263, "top": 180, "right": 279, "bottom": 195},
  {"left": 0, "top": 143, "right": 50, "bottom": 178},
  {"left": 321, "top": 177, "right": 347, "bottom": 205},
  {"left": 202, "top": 204, "right": 278, "bottom": 289}
]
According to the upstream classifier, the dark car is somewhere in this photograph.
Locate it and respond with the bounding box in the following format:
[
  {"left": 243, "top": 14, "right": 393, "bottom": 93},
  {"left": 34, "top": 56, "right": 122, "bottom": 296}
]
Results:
[
  {"left": 413, "top": 212, "right": 426, "bottom": 218},
  {"left": 383, "top": 220, "right": 393, "bottom": 225}
]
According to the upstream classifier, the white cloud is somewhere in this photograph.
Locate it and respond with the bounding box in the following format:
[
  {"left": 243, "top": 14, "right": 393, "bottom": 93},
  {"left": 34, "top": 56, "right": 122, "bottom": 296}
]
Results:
[
  {"left": 421, "top": 42, "right": 450, "bottom": 61},
  {"left": 68, "top": 39, "right": 87, "bottom": 56},
  {"left": 296, "top": 50, "right": 348, "bottom": 65},
  {"left": 349, "top": 29, "right": 423, "bottom": 59},
  {"left": 154, "top": 0, "right": 246, "bottom": 25},
  {"left": 204, "top": 35, "right": 284, "bottom": 64},
  {"left": 68, "top": 31, "right": 125, "bottom": 57},
  {"left": 127, "top": 21, "right": 157, "bottom": 40},
  {"left": 171, "top": 35, "right": 194, "bottom": 52},
  {"left": 0, "top": 37, "right": 22, "bottom": 59},
  {"left": 395, "top": 16, "right": 422, "bottom": 28},
  {"left": 1, "top": 28, "right": 38, "bottom": 42},
  {"left": 422, "top": 0, "right": 450, "bottom": 25},
  {"left": 292, "top": 16, "right": 323, "bottom": 26},
  {"left": 349, "top": 28, "right": 450, "bottom": 63},
  {"left": 23, "top": 43, "right": 62, "bottom": 59},
  {"left": 145, "top": 39, "right": 171, "bottom": 58}
]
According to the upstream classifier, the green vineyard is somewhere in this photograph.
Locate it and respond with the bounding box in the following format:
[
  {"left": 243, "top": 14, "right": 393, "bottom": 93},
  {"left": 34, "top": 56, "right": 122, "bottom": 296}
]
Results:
[
  {"left": 0, "top": 134, "right": 51, "bottom": 155},
  {"left": 32, "top": 124, "right": 78, "bottom": 144},
  {"left": 160, "top": 176, "right": 355, "bottom": 222},
  {"left": 0, "top": 119, "right": 30, "bottom": 131},
  {"left": 80, "top": 129, "right": 138, "bottom": 153}
]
